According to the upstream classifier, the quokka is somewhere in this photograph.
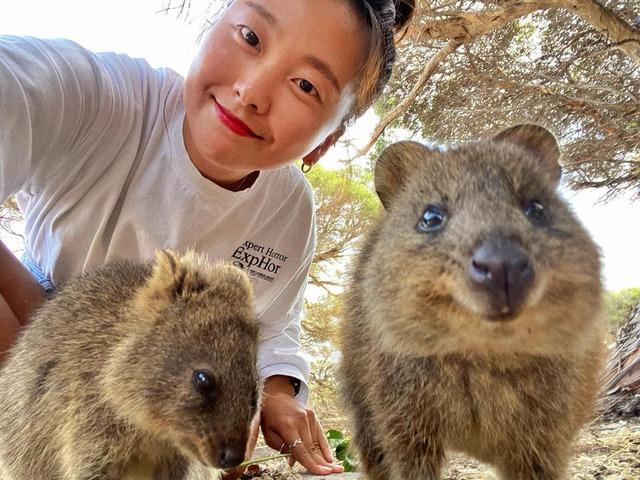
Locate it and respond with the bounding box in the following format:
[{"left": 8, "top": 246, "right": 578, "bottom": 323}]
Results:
[
  {"left": 340, "top": 125, "right": 606, "bottom": 480},
  {"left": 0, "top": 250, "right": 260, "bottom": 480}
]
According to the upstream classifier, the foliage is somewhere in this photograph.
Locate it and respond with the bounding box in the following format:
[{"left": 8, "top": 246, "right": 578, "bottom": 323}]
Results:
[
  {"left": 366, "top": 133, "right": 393, "bottom": 172},
  {"left": 306, "top": 165, "right": 380, "bottom": 292},
  {"left": 0, "top": 197, "right": 23, "bottom": 240},
  {"left": 379, "top": 0, "right": 640, "bottom": 199},
  {"left": 302, "top": 294, "right": 344, "bottom": 425},
  {"left": 302, "top": 166, "right": 380, "bottom": 426},
  {"left": 326, "top": 429, "right": 359, "bottom": 472},
  {"left": 606, "top": 286, "right": 640, "bottom": 332}
]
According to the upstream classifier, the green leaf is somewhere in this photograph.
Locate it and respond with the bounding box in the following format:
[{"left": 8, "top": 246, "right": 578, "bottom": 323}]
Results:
[
  {"left": 343, "top": 452, "right": 359, "bottom": 472},
  {"left": 335, "top": 441, "right": 349, "bottom": 460},
  {"left": 326, "top": 429, "right": 345, "bottom": 448},
  {"left": 326, "top": 429, "right": 359, "bottom": 471}
]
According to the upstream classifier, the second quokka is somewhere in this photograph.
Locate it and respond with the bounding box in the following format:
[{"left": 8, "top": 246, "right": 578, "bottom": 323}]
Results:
[
  {"left": 340, "top": 125, "right": 606, "bottom": 480},
  {"left": 0, "top": 250, "right": 260, "bottom": 480}
]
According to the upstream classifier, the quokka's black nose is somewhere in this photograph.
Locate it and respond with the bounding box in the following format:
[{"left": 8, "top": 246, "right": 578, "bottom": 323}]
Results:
[
  {"left": 469, "top": 237, "right": 534, "bottom": 317},
  {"left": 218, "top": 446, "right": 245, "bottom": 469}
]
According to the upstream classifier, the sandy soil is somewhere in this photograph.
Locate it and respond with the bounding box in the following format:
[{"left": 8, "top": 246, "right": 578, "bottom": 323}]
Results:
[{"left": 240, "top": 417, "right": 640, "bottom": 480}]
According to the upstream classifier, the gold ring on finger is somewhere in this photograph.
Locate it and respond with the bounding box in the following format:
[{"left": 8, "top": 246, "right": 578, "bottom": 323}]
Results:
[{"left": 288, "top": 438, "right": 303, "bottom": 450}]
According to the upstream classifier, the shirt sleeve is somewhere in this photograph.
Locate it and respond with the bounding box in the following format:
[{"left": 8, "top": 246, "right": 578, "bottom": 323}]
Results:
[
  {"left": 257, "top": 304, "right": 311, "bottom": 404},
  {"left": 0, "top": 36, "right": 118, "bottom": 202},
  {"left": 2, "top": 36, "right": 75, "bottom": 201},
  {"left": 257, "top": 213, "right": 316, "bottom": 405}
]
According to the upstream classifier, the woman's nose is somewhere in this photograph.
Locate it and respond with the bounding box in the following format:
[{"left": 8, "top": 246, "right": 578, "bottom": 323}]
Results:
[{"left": 234, "top": 66, "right": 273, "bottom": 115}]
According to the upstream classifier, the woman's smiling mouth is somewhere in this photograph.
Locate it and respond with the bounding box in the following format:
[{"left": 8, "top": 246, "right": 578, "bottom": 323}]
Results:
[{"left": 212, "top": 97, "right": 263, "bottom": 139}]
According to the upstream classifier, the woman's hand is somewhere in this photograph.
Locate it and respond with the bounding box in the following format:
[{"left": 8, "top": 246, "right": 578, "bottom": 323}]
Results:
[
  {"left": 260, "top": 375, "right": 344, "bottom": 475},
  {"left": 0, "top": 240, "right": 45, "bottom": 365}
]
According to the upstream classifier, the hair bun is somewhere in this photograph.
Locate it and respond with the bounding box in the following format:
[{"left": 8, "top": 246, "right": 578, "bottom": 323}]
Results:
[{"left": 393, "top": 0, "right": 416, "bottom": 33}]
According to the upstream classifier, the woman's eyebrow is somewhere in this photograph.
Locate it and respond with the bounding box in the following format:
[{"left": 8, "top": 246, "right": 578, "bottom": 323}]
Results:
[
  {"left": 303, "top": 55, "right": 341, "bottom": 93},
  {"left": 246, "top": 1, "right": 278, "bottom": 26}
]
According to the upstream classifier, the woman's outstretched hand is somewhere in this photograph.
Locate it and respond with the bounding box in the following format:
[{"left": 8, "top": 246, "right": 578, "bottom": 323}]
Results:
[{"left": 260, "top": 375, "right": 344, "bottom": 476}]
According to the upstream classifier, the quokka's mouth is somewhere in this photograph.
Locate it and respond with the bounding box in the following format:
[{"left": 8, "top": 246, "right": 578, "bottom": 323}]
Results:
[{"left": 483, "top": 304, "right": 521, "bottom": 322}]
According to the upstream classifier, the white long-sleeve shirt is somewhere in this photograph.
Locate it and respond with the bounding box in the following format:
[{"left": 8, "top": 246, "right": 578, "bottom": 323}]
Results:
[{"left": 0, "top": 35, "right": 315, "bottom": 402}]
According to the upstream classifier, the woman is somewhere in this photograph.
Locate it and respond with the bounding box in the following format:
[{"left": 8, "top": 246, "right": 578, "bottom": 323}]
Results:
[{"left": 0, "top": 0, "right": 415, "bottom": 476}]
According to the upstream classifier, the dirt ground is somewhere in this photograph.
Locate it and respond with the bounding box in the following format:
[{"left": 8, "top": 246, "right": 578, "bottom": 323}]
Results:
[
  {"left": 441, "top": 418, "right": 640, "bottom": 480},
  {"left": 241, "top": 417, "right": 640, "bottom": 480}
]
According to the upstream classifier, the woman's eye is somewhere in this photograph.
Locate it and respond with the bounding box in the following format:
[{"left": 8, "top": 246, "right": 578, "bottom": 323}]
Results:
[
  {"left": 296, "top": 79, "right": 318, "bottom": 96},
  {"left": 523, "top": 199, "right": 548, "bottom": 226},
  {"left": 240, "top": 26, "right": 259, "bottom": 48},
  {"left": 417, "top": 205, "right": 446, "bottom": 233}
]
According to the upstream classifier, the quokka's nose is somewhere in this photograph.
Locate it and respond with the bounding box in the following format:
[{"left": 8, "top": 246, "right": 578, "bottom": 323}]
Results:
[
  {"left": 217, "top": 446, "right": 245, "bottom": 469},
  {"left": 469, "top": 237, "right": 534, "bottom": 317}
]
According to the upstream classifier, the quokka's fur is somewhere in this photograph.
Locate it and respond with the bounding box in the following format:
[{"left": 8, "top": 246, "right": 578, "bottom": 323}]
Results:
[
  {"left": 340, "top": 125, "right": 606, "bottom": 480},
  {"left": 0, "top": 250, "right": 260, "bottom": 480}
]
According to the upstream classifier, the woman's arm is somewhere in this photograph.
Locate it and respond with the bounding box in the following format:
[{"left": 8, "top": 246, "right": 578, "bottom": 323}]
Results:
[
  {"left": 0, "top": 295, "right": 21, "bottom": 365},
  {"left": 1, "top": 36, "right": 112, "bottom": 360},
  {"left": 0, "top": 240, "right": 44, "bottom": 364}
]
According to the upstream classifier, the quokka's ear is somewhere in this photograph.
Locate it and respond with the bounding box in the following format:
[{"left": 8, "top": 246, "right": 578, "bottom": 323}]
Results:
[
  {"left": 375, "top": 141, "right": 435, "bottom": 211},
  {"left": 493, "top": 124, "right": 562, "bottom": 183},
  {"left": 154, "top": 249, "right": 179, "bottom": 277},
  {"left": 146, "top": 249, "right": 208, "bottom": 301}
]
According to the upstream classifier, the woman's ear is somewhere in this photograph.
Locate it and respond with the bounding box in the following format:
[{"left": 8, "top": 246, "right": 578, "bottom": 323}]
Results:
[{"left": 302, "top": 125, "right": 346, "bottom": 169}]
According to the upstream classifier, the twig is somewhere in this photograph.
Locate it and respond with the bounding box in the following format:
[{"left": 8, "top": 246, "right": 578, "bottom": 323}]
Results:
[{"left": 236, "top": 453, "right": 292, "bottom": 470}]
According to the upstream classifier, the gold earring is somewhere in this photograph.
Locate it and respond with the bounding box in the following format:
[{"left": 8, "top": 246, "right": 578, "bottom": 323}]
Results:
[{"left": 301, "top": 161, "right": 313, "bottom": 173}]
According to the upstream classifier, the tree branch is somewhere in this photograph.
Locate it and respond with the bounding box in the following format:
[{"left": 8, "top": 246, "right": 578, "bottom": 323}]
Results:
[
  {"left": 360, "top": 0, "right": 640, "bottom": 158},
  {"left": 358, "top": 39, "right": 462, "bottom": 155},
  {"left": 423, "top": 1, "right": 542, "bottom": 41},
  {"left": 424, "top": 0, "right": 640, "bottom": 65},
  {"left": 557, "top": 0, "right": 640, "bottom": 66}
]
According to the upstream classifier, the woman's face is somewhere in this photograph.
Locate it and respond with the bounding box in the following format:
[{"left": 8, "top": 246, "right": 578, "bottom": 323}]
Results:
[{"left": 183, "top": 0, "right": 367, "bottom": 184}]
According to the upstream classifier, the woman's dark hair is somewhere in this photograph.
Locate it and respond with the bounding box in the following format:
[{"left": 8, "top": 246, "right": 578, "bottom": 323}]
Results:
[{"left": 346, "top": 0, "right": 416, "bottom": 119}]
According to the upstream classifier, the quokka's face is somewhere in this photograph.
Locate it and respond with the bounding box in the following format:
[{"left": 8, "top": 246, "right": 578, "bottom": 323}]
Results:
[
  {"left": 364, "top": 126, "right": 603, "bottom": 356},
  {"left": 130, "top": 311, "right": 260, "bottom": 471},
  {"left": 107, "top": 253, "right": 261, "bottom": 470}
]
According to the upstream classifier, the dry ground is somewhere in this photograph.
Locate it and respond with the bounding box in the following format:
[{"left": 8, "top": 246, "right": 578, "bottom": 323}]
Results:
[{"left": 241, "top": 417, "right": 640, "bottom": 480}]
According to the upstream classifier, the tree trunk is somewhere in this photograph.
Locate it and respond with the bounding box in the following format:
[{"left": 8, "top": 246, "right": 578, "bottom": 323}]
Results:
[{"left": 600, "top": 303, "right": 640, "bottom": 419}]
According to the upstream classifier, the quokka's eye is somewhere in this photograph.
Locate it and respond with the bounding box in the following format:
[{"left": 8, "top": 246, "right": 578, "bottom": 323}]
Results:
[
  {"left": 192, "top": 370, "right": 217, "bottom": 401},
  {"left": 417, "top": 205, "right": 447, "bottom": 233},
  {"left": 523, "top": 199, "right": 548, "bottom": 226}
]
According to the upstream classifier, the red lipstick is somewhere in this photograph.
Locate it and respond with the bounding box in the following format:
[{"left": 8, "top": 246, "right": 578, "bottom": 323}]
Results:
[{"left": 213, "top": 98, "right": 261, "bottom": 139}]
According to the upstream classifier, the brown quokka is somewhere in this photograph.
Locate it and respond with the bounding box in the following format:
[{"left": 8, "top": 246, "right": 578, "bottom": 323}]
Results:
[
  {"left": 340, "top": 125, "right": 606, "bottom": 480},
  {"left": 0, "top": 250, "right": 260, "bottom": 480}
]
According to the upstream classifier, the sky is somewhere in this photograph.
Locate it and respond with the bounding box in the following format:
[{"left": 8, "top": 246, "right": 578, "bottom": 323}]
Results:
[{"left": 1, "top": 0, "right": 639, "bottom": 291}]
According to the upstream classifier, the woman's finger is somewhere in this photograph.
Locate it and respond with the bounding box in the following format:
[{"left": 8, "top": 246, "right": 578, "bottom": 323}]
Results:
[
  {"left": 313, "top": 416, "right": 334, "bottom": 463},
  {"left": 265, "top": 427, "right": 320, "bottom": 471},
  {"left": 306, "top": 409, "right": 331, "bottom": 463},
  {"left": 290, "top": 440, "right": 333, "bottom": 475},
  {"left": 300, "top": 408, "right": 330, "bottom": 465},
  {"left": 294, "top": 410, "right": 329, "bottom": 468}
]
